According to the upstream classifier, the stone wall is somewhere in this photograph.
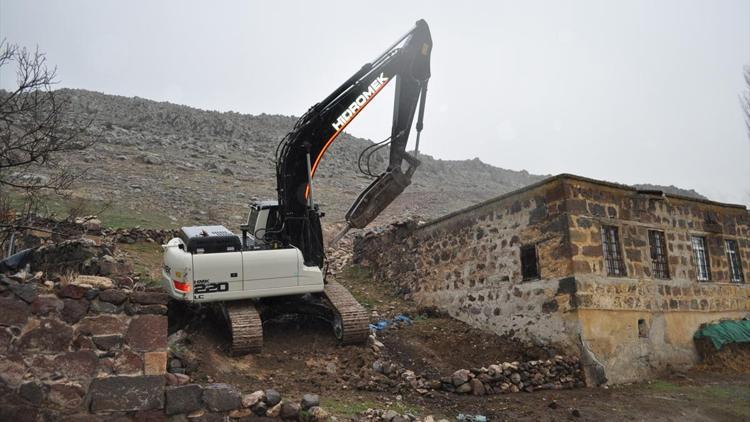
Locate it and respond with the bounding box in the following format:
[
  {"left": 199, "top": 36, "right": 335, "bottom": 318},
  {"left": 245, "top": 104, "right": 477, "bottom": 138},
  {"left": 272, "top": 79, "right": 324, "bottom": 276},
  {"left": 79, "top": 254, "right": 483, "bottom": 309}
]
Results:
[
  {"left": 355, "top": 179, "right": 580, "bottom": 350},
  {"left": 0, "top": 273, "right": 331, "bottom": 421},
  {"left": 0, "top": 274, "right": 169, "bottom": 420},
  {"left": 564, "top": 177, "right": 750, "bottom": 283},
  {"left": 355, "top": 174, "right": 750, "bottom": 384}
]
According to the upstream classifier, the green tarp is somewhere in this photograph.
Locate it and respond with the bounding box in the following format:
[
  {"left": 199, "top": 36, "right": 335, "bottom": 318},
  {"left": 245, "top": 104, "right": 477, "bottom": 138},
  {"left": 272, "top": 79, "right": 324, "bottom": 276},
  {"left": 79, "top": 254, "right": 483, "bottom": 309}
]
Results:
[{"left": 694, "top": 319, "right": 750, "bottom": 350}]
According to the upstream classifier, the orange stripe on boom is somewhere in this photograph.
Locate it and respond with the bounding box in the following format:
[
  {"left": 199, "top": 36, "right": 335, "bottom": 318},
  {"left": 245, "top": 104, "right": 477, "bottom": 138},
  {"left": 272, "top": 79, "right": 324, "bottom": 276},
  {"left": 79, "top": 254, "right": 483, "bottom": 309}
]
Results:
[{"left": 304, "top": 78, "right": 391, "bottom": 199}]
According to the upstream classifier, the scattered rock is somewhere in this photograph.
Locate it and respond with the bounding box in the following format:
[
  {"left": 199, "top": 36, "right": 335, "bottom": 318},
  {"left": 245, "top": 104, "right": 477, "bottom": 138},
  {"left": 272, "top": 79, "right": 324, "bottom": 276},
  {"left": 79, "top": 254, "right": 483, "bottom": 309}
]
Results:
[
  {"left": 202, "top": 383, "right": 242, "bottom": 412},
  {"left": 265, "top": 388, "right": 282, "bottom": 407},
  {"left": 280, "top": 402, "right": 301, "bottom": 420},
  {"left": 267, "top": 402, "right": 282, "bottom": 418},
  {"left": 470, "top": 378, "right": 485, "bottom": 395},
  {"left": 301, "top": 393, "right": 320, "bottom": 410},
  {"left": 451, "top": 369, "right": 472, "bottom": 387},
  {"left": 243, "top": 390, "right": 265, "bottom": 408},
  {"left": 305, "top": 406, "right": 330, "bottom": 422},
  {"left": 166, "top": 384, "right": 203, "bottom": 415}
]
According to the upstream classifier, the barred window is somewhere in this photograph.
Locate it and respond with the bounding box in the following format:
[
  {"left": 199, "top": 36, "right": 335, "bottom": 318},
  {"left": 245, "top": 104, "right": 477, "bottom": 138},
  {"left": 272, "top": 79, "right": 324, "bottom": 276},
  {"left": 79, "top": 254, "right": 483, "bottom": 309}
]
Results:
[
  {"left": 648, "top": 230, "right": 670, "bottom": 279},
  {"left": 601, "top": 226, "right": 626, "bottom": 276},
  {"left": 521, "top": 245, "right": 540, "bottom": 281},
  {"left": 726, "top": 240, "right": 744, "bottom": 283},
  {"left": 691, "top": 236, "right": 711, "bottom": 281}
]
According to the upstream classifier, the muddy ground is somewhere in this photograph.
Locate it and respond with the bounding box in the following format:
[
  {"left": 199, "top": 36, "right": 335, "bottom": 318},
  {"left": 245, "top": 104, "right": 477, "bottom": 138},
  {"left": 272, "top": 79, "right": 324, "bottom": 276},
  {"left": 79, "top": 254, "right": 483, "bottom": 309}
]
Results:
[{"left": 114, "top": 240, "right": 750, "bottom": 422}]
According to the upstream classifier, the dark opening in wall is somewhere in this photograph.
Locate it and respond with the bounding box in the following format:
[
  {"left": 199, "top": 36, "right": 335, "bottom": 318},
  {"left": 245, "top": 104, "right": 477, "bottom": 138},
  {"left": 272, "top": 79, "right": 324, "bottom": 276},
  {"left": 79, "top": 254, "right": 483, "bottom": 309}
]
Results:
[
  {"left": 638, "top": 319, "right": 649, "bottom": 338},
  {"left": 521, "top": 244, "right": 540, "bottom": 281}
]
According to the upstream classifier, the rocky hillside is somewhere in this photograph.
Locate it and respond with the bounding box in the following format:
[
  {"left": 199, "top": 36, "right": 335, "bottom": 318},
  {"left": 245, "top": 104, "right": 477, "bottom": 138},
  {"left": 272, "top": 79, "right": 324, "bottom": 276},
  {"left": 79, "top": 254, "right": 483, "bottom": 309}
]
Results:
[
  {"left": 53, "top": 89, "right": 544, "bottom": 227},
  {"left": 51, "top": 89, "right": 704, "bottom": 228}
]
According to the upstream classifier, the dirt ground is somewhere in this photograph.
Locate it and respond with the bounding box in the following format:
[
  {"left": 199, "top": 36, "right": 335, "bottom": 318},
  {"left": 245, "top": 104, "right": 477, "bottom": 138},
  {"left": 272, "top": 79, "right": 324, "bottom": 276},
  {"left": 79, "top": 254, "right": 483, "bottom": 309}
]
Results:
[{"left": 126, "top": 240, "right": 749, "bottom": 422}]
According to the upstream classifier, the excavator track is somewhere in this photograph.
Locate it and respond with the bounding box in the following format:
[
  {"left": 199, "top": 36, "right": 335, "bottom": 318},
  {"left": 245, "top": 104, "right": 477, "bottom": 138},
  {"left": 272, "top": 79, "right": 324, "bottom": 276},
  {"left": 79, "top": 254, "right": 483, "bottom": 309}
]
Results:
[
  {"left": 225, "top": 300, "right": 263, "bottom": 355},
  {"left": 321, "top": 279, "right": 369, "bottom": 345}
]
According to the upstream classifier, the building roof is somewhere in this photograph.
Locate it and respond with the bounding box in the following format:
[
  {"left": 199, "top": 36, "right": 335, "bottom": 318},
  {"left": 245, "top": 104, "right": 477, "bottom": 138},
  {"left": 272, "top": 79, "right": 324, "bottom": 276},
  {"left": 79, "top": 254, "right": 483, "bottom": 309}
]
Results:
[{"left": 422, "top": 173, "right": 747, "bottom": 230}]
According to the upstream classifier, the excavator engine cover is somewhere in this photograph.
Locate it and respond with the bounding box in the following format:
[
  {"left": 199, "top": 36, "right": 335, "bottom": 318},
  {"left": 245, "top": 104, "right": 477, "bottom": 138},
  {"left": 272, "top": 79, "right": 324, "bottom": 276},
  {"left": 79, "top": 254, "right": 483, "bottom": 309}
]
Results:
[
  {"left": 345, "top": 167, "right": 412, "bottom": 229},
  {"left": 179, "top": 225, "right": 242, "bottom": 254}
]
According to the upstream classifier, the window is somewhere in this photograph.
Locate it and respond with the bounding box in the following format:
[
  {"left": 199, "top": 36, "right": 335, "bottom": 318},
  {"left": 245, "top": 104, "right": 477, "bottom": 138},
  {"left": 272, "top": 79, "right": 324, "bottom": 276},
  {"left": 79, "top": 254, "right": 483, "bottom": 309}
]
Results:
[
  {"left": 726, "top": 240, "right": 744, "bottom": 283},
  {"left": 648, "top": 230, "right": 670, "bottom": 279},
  {"left": 601, "top": 226, "right": 626, "bottom": 276},
  {"left": 521, "top": 245, "right": 540, "bottom": 280},
  {"left": 691, "top": 236, "right": 711, "bottom": 281},
  {"left": 638, "top": 319, "right": 649, "bottom": 338}
]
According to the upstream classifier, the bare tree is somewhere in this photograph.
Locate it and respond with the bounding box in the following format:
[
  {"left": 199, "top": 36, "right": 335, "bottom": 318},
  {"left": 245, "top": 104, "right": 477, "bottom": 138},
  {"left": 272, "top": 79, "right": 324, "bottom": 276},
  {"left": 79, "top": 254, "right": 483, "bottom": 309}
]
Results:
[{"left": 0, "top": 42, "right": 93, "bottom": 195}]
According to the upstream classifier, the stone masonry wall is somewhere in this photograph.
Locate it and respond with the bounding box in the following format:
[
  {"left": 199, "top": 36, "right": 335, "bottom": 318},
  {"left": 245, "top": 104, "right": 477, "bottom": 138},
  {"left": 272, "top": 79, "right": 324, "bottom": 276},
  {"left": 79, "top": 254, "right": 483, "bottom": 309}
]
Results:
[
  {"left": 560, "top": 177, "right": 750, "bottom": 382},
  {"left": 355, "top": 174, "right": 750, "bottom": 384},
  {"left": 563, "top": 177, "right": 750, "bottom": 283},
  {"left": 355, "top": 179, "right": 581, "bottom": 350},
  {"left": 0, "top": 274, "right": 169, "bottom": 420}
]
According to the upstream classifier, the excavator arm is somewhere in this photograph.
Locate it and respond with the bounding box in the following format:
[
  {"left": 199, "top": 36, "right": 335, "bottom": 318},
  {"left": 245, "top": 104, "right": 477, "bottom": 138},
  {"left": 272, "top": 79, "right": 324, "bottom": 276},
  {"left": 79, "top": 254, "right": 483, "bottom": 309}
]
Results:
[{"left": 274, "top": 19, "right": 432, "bottom": 267}]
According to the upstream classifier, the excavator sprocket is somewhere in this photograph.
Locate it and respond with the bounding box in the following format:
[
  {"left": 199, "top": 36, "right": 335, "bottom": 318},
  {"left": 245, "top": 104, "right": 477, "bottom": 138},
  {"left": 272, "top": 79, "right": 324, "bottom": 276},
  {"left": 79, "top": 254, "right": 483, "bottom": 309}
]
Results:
[
  {"left": 225, "top": 300, "right": 263, "bottom": 355},
  {"left": 321, "top": 279, "right": 369, "bottom": 345}
]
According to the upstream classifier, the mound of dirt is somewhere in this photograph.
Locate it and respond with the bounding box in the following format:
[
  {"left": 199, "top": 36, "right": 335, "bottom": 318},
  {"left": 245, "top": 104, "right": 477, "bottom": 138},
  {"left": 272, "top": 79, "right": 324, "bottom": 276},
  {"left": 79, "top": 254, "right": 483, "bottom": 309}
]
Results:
[{"left": 695, "top": 338, "right": 750, "bottom": 373}]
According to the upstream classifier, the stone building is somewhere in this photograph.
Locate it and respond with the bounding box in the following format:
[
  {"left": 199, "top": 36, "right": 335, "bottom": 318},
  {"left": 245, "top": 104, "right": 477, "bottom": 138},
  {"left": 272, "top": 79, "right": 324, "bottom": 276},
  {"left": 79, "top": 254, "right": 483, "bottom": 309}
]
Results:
[{"left": 354, "top": 174, "right": 750, "bottom": 384}]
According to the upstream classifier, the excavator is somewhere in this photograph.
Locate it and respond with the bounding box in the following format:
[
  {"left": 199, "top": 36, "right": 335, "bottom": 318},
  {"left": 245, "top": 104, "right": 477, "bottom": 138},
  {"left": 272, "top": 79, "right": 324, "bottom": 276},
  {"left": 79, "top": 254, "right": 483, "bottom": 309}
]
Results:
[{"left": 162, "top": 20, "right": 432, "bottom": 354}]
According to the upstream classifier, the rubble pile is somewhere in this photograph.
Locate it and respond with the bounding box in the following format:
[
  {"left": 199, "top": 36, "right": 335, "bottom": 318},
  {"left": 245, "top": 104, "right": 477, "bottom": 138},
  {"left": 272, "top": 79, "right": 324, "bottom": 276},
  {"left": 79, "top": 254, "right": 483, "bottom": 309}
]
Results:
[
  {"left": 104, "top": 227, "right": 177, "bottom": 245},
  {"left": 363, "top": 332, "right": 584, "bottom": 396},
  {"left": 164, "top": 386, "right": 331, "bottom": 421},
  {"left": 28, "top": 238, "right": 131, "bottom": 278},
  {"left": 441, "top": 357, "right": 585, "bottom": 395}
]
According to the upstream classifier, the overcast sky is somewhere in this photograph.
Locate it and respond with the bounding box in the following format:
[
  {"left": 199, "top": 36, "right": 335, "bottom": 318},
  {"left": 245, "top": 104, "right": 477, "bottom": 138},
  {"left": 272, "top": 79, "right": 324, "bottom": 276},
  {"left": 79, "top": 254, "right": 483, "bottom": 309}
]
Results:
[{"left": 2, "top": 0, "right": 749, "bottom": 205}]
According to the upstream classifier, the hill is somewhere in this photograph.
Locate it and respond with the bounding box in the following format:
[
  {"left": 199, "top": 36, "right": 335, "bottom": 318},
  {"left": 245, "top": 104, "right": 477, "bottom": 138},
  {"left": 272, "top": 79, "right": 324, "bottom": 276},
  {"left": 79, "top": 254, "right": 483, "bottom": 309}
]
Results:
[{"left": 45, "top": 89, "right": 706, "bottom": 228}]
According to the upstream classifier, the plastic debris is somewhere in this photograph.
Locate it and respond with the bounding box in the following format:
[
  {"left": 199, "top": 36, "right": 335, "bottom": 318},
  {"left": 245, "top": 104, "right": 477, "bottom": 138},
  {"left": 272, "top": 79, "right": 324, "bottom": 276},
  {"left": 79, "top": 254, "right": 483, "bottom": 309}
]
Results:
[{"left": 368, "top": 314, "right": 413, "bottom": 331}]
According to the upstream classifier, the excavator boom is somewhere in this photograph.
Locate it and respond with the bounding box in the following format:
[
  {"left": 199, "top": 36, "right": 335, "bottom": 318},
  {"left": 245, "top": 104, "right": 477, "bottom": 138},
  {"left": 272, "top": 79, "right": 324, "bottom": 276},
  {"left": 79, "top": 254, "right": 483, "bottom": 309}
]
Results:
[{"left": 274, "top": 19, "right": 432, "bottom": 267}]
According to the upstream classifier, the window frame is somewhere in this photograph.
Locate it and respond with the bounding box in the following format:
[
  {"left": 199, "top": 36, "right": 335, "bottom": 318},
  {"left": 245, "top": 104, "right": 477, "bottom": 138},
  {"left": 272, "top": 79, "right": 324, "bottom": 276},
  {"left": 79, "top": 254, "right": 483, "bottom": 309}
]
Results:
[
  {"left": 691, "top": 235, "right": 711, "bottom": 281},
  {"left": 725, "top": 239, "right": 744, "bottom": 283},
  {"left": 648, "top": 230, "right": 670, "bottom": 279},
  {"left": 520, "top": 244, "right": 540, "bottom": 281},
  {"left": 601, "top": 225, "right": 627, "bottom": 277}
]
